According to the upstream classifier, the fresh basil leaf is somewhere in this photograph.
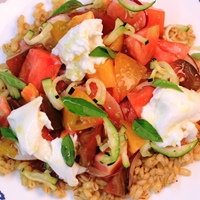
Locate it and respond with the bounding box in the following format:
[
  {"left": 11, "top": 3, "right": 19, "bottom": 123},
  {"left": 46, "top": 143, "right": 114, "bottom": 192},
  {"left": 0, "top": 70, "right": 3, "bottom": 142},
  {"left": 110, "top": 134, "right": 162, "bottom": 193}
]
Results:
[
  {"left": 152, "top": 79, "right": 183, "bottom": 92},
  {"left": 52, "top": 0, "right": 84, "bottom": 16},
  {"left": 62, "top": 96, "right": 108, "bottom": 118},
  {"left": 132, "top": 119, "right": 163, "bottom": 142},
  {"left": 0, "top": 71, "right": 26, "bottom": 90},
  {"left": 89, "top": 46, "right": 117, "bottom": 59},
  {"left": 61, "top": 134, "right": 75, "bottom": 167},
  {"left": 0, "top": 127, "right": 18, "bottom": 142},
  {"left": 191, "top": 53, "right": 200, "bottom": 60}
]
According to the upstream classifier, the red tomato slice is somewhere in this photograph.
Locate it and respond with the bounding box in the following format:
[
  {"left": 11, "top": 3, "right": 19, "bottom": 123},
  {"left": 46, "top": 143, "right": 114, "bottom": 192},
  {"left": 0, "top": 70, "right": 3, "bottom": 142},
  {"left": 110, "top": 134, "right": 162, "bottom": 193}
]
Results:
[
  {"left": 146, "top": 7, "right": 165, "bottom": 36},
  {"left": 0, "top": 96, "right": 11, "bottom": 127},
  {"left": 19, "top": 48, "right": 62, "bottom": 93},
  {"left": 112, "top": 52, "right": 147, "bottom": 103},
  {"left": 153, "top": 39, "right": 191, "bottom": 63},
  {"left": 106, "top": 0, "right": 147, "bottom": 31},
  {"left": 125, "top": 25, "right": 159, "bottom": 65},
  {"left": 103, "top": 91, "right": 124, "bottom": 128},
  {"left": 127, "top": 86, "right": 155, "bottom": 117},
  {"left": 6, "top": 49, "right": 29, "bottom": 77},
  {"left": 119, "top": 99, "right": 138, "bottom": 123},
  {"left": 42, "top": 127, "right": 54, "bottom": 141},
  {"left": 78, "top": 125, "right": 104, "bottom": 167},
  {"left": 92, "top": 9, "right": 115, "bottom": 36}
]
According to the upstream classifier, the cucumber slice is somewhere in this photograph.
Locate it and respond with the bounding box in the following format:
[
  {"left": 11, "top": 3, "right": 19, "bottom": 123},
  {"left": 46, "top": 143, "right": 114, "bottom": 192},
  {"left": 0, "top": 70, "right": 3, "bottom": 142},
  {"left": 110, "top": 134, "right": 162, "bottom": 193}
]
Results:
[
  {"left": 21, "top": 169, "right": 58, "bottom": 191},
  {"left": 42, "top": 78, "right": 64, "bottom": 110},
  {"left": 100, "top": 117, "right": 120, "bottom": 164},
  {"left": 118, "top": 0, "right": 156, "bottom": 12},
  {"left": 150, "top": 139, "right": 199, "bottom": 158}
]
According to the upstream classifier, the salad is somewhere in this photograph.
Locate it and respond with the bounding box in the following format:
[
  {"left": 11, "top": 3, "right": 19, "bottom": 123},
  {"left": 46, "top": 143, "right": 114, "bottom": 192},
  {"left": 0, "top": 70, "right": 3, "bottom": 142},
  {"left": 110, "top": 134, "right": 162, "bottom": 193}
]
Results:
[{"left": 1, "top": 0, "right": 200, "bottom": 199}]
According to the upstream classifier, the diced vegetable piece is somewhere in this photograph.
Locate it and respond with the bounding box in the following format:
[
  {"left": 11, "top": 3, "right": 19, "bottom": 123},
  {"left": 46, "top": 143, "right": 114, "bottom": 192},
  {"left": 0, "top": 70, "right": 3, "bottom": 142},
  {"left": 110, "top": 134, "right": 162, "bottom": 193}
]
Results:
[
  {"left": 78, "top": 125, "right": 103, "bottom": 167},
  {"left": 127, "top": 86, "right": 155, "bottom": 117},
  {"left": 121, "top": 120, "right": 146, "bottom": 155},
  {"left": 103, "top": 91, "right": 124, "bottom": 128},
  {"left": 140, "top": 141, "right": 153, "bottom": 157},
  {"left": 125, "top": 25, "right": 159, "bottom": 65},
  {"left": 118, "top": 0, "right": 156, "bottom": 12},
  {"left": 21, "top": 83, "right": 39, "bottom": 102},
  {"left": 52, "top": 11, "right": 94, "bottom": 41},
  {"left": 19, "top": 48, "right": 62, "bottom": 93},
  {"left": 86, "top": 59, "right": 117, "bottom": 88},
  {"left": 42, "top": 78, "right": 64, "bottom": 110},
  {"left": 106, "top": 0, "right": 147, "bottom": 31},
  {"left": 21, "top": 169, "right": 58, "bottom": 191},
  {"left": 153, "top": 39, "right": 191, "bottom": 63},
  {"left": 109, "top": 34, "right": 124, "bottom": 52},
  {"left": 146, "top": 7, "right": 165, "bottom": 36},
  {"left": 6, "top": 49, "right": 29, "bottom": 76},
  {"left": 112, "top": 52, "right": 147, "bottom": 103},
  {"left": 150, "top": 139, "right": 199, "bottom": 158},
  {"left": 24, "top": 23, "right": 53, "bottom": 46},
  {"left": 62, "top": 87, "right": 103, "bottom": 131},
  {"left": 92, "top": 151, "right": 122, "bottom": 175},
  {"left": 100, "top": 117, "right": 120, "bottom": 164},
  {"left": 170, "top": 59, "right": 200, "bottom": 91},
  {"left": 0, "top": 95, "right": 11, "bottom": 127},
  {"left": 0, "top": 138, "right": 18, "bottom": 158},
  {"left": 104, "top": 168, "right": 127, "bottom": 197}
]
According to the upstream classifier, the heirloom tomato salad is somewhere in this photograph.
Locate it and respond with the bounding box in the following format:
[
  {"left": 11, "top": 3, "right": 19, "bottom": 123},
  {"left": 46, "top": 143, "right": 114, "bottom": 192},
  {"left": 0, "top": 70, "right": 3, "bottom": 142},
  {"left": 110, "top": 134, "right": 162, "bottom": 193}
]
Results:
[{"left": 1, "top": 0, "right": 200, "bottom": 199}]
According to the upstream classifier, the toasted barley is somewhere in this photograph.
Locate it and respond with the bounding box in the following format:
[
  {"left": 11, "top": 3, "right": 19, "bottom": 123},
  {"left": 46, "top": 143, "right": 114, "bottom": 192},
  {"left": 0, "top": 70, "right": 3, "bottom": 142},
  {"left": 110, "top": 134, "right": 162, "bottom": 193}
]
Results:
[
  {"left": 179, "top": 167, "right": 191, "bottom": 176},
  {"left": 151, "top": 180, "right": 162, "bottom": 193}
]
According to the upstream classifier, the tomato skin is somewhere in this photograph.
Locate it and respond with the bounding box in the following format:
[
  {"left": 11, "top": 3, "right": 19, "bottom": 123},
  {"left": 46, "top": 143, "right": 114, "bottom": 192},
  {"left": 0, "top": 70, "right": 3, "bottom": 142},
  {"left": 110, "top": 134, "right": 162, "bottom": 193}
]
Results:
[
  {"left": 86, "top": 59, "right": 117, "bottom": 88},
  {"left": 92, "top": 9, "right": 115, "bottom": 36},
  {"left": 0, "top": 96, "right": 11, "bottom": 127},
  {"left": 78, "top": 125, "right": 104, "bottom": 167},
  {"left": 146, "top": 7, "right": 165, "bottom": 36},
  {"left": 121, "top": 120, "right": 145, "bottom": 155},
  {"left": 19, "top": 48, "right": 62, "bottom": 93},
  {"left": 103, "top": 91, "right": 124, "bottom": 128},
  {"left": 125, "top": 25, "right": 160, "bottom": 65},
  {"left": 42, "top": 127, "right": 54, "bottom": 141},
  {"left": 6, "top": 49, "right": 29, "bottom": 77},
  {"left": 153, "top": 39, "right": 191, "bottom": 63},
  {"left": 119, "top": 99, "right": 138, "bottom": 123},
  {"left": 92, "top": 151, "right": 122, "bottom": 176},
  {"left": 106, "top": 0, "right": 147, "bottom": 31},
  {"left": 112, "top": 52, "right": 147, "bottom": 103},
  {"left": 127, "top": 86, "right": 155, "bottom": 117},
  {"left": 170, "top": 59, "right": 200, "bottom": 91}
]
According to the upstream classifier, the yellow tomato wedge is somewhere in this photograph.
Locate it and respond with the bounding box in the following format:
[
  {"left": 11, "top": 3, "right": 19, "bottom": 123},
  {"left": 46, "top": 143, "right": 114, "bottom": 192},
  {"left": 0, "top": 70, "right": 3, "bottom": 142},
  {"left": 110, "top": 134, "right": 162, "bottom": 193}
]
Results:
[
  {"left": 121, "top": 120, "right": 146, "bottom": 155},
  {"left": 52, "top": 11, "right": 94, "bottom": 41}
]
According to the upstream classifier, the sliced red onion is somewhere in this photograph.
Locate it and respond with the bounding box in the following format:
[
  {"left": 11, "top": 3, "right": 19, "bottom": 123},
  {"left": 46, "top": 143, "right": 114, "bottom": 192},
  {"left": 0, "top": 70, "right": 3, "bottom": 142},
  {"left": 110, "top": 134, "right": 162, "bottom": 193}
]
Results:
[{"left": 128, "top": 151, "right": 141, "bottom": 189}]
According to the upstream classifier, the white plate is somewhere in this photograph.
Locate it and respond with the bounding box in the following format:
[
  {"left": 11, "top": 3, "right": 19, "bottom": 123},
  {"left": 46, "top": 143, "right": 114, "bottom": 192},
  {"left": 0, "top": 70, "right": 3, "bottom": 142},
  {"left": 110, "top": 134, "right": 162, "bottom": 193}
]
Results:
[{"left": 0, "top": 0, "right": 200, "bottom": 199}]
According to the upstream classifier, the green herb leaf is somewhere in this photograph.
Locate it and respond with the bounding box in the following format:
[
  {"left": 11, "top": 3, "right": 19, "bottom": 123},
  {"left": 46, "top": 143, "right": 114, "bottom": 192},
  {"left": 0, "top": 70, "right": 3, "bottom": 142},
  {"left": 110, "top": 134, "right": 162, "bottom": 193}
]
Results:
[
  {"left": 52, "top": 0, "right": 84, "bottom": 16},
  {"left": 89, "top": 46, "right": 117, "bottom": 59},
  {"left": 132, "top": 119, "right": 163, "bottom": 142},
  {"left": 152, "top": 78, "right": 183, "bottom": 92},
  {"left": 191, "top": 53, "right": 200, "bottom": 60},
  {"left": 61, "top": 134, "right": 75, "bottom": 167},
  {"left": 0, "top": 71, "right": 26, "bottom": 90},
  {"left": 0, "top": 127, "right": 18, "bottom": 142},
  {"left": 62, "top": 96, "right": 108, "bottom": 118}
]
